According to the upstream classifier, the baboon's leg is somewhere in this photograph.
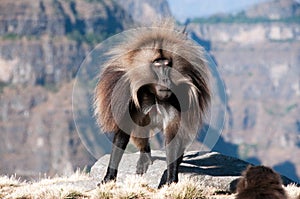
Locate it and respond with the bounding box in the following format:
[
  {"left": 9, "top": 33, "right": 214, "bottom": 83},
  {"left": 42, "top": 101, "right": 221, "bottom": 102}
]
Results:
[
  {"left": 163, "top": 121, "right": 185, "bottom": 187},
  {"left": 166, "top": 151, "right": 183, "bottom": 184},
  {"left": 165, "top": 140, "right": 184, "bottom": 185},
  {"left": 101, "top": 129, "right": 130, "bottom": 184},
  {"left": 132, "top": 136, "right": 153, "bottom": 175}
]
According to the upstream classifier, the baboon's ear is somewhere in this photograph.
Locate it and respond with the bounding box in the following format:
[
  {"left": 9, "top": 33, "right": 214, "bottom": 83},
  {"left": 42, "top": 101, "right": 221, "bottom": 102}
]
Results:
[
  {"left": 182, "top": 19, "right": 190, "bottom": 37},
  {"left": 181, "top": 25, "right": 188, "bottom": 38},
  {"left": 182, "top": 25, "right": 187, "bottom": 34}
]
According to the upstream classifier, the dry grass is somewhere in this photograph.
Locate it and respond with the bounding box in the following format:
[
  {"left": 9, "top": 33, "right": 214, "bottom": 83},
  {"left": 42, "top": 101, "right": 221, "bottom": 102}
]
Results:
[
  {"left": 0, "top": 172, "right": 299, "bottom": 199},
  {"left": 286, "top": 184, "right": 300, "bottom": 199}
]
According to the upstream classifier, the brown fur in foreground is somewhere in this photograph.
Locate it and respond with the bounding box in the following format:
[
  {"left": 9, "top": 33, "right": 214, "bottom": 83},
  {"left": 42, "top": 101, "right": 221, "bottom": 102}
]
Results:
[
  {"left": 94, "top": 20, "right": 210, "bottom": 187},
  {"left": 236, "top": 165, "right": 287, "bottom": 199}
]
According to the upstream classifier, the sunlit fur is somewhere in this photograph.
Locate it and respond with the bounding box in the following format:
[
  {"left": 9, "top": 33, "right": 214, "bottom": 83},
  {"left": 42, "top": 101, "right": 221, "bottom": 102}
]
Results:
[
  {"left": 93, "top": 20, "right": 211, "bottom": 186},
  {"left": 94, "top": 20, "right": 210, "bottom": 134},
  {"left": 236, "top": 165, "right": 287, "bottom": 199}
]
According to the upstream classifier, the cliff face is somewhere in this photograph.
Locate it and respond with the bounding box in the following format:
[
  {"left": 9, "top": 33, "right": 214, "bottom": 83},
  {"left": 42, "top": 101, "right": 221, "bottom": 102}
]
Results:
[
  {"left": 190, "top": 23, "right": 299, "bottom": 44},
  {"left": 0, "top": 37, "right": 86, "bottom": 86},
  {"left": 188, "top": 0, "right": 300, "bottom": 182},
  {"left": 0, "top": 0, "right": 133, "bottom": 178},
  {"left": 245, "top": 0, "right": 300, "bottom": 19},
  {"left": 116, "top": 0, "right": 172, "bottom": 24},
  {"left": 0, "top": 0, "right": 133, "bottom": 86},
  {"left": 0, "top": 82, "right": 94, "bottom": 177},
  {"left": 0, "top": 0, "right": 132, "bottom": 36}
]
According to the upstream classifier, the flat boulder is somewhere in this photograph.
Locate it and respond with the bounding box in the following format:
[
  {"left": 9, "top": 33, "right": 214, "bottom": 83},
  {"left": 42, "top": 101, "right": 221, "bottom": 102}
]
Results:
[{"left": 90, "top": 150, "right": 296, "bottom": 192}]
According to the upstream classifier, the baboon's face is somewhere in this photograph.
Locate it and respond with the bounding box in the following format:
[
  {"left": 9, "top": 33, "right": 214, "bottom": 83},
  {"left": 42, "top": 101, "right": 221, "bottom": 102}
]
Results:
[{"left": 149, "top": 58, "right": 172, "bottom": 101}]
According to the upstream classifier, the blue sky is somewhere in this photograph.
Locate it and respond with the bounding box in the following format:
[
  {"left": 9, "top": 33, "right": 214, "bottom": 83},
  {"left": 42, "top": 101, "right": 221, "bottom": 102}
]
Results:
[{"left": 167, "top": 0, "right": 269, "bottom": 22}]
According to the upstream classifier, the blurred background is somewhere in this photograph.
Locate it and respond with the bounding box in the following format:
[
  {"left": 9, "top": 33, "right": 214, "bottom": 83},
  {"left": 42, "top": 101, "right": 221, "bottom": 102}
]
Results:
[{"left": 0, "top": 0, "right": 299, "bottom": 183}]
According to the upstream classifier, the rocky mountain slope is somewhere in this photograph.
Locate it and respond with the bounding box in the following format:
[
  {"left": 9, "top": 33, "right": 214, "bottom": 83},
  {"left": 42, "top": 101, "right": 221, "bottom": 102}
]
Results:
[
  {"left": 188, "top": 0, "right": 300, "bottom": 182},
  {"left": 116, "top": 0, "right": 172, "bottom": 24},
  {"left": 0, "top": 0, "right": 133, "bottom": 86},
  {"left": 245, "top": 0, "right": 300, "bottom": 19},
  {"left": 0, "top": 0, "right": 133, "bottom": 179}
]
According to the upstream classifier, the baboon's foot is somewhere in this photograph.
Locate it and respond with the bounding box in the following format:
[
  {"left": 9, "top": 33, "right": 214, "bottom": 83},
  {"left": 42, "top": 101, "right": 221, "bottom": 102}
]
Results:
[
  {"left": 136, "top": 152, "right": 153, "bottom": 175},
  {"left": 97, "top": 169, "right": 117, "bottom": 186}
]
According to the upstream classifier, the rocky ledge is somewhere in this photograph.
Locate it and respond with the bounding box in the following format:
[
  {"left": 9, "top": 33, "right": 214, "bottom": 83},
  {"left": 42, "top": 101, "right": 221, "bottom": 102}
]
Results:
[{"left": 90, "top": 150, "right": 296, "bottom": 192}]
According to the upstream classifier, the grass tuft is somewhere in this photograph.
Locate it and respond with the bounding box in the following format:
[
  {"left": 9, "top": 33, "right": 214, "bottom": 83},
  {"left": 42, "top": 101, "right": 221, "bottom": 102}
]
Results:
[
  {"left": 159, "top": 178, "right": 206, "bottom": 199},
  {"left": 63, "top": 190, "right": 88, "bottom": 199},
  {"left": 0, "top": 172, "right": 299, "bottom": 199}
]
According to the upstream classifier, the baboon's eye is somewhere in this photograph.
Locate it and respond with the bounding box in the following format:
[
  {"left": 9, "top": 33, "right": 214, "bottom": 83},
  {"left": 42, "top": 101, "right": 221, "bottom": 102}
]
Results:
[
  {"left": 153, "top": 58, "right": 172, "bottom": 67},
  {"left": 153, "top": 61, "right": 162, "bottom": 67},
  {"left": 164, "top": 60, "right": 171, "bottom": 66}
]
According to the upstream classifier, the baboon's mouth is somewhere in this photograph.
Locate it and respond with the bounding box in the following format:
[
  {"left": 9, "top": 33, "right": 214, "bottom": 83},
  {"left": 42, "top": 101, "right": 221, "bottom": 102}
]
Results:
[
  {"left": 156, "top": 90, "right": 172, "bottom": 101},
  {"left": 159, "top": 89, "right": 171, "bottom": 92}
]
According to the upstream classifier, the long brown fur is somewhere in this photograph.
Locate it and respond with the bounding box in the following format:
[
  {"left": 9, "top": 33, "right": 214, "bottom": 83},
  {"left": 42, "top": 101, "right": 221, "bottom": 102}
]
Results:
[
  {"left": 93, "top": 20, "right": 210, "bottom": 186},
  {"left": 236, "top": 165, "right": 287, "bottom": 199},
  {"left": 94, "top": 20, "right": 210, "bottom": 133}
]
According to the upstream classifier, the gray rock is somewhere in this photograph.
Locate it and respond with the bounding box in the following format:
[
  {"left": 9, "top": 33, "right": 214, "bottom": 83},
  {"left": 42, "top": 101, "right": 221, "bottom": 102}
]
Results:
[
  {"left": 90, "top": 150, "right": 244, "bottom": 192},
  {"left": 90, "top": 150, "right": 297, "bottom": 191}
]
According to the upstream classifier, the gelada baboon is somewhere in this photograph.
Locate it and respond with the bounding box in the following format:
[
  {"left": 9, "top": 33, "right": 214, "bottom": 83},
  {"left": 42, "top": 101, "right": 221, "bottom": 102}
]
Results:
[
  {"left": 94, "top": 20, "right": 210, "bottom": 187},
  {"left": 236, "top": 165, "right": 287, "bottom": 199}
]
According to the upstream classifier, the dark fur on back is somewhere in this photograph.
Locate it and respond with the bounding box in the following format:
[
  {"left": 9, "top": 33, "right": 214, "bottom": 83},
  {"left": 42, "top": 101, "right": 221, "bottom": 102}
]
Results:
[{"left": 236, "top": 165, "right": 287, "bottom": 199}]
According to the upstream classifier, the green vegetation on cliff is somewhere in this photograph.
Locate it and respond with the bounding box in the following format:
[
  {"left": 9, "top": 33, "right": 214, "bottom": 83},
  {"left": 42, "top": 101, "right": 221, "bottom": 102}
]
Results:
[{"left": 192, "top": 12, "right": 300, "bottom": 24}]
